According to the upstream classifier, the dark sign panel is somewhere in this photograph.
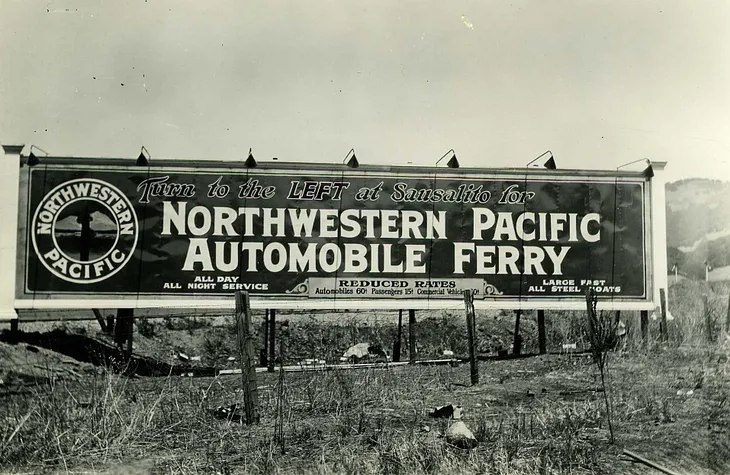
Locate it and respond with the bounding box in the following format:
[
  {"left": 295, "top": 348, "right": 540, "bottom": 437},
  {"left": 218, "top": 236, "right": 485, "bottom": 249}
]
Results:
[{"left": 17, "top": 163, "right": 648, "bottom": 303}]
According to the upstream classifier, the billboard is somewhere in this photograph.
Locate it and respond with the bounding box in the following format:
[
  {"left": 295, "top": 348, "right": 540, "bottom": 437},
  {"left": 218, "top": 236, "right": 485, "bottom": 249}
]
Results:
[{"left": 14, "top": 159, "right": 653, "bottom": 311}]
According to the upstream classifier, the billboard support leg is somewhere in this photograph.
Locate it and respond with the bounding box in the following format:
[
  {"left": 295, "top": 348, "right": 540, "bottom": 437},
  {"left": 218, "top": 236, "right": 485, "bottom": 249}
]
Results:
[
  {"left": 512, "top": 310, "right": 522, "bottom": 355},
  {"left": 126, "top": 314, "right": 134, "bottom": 360},
  {"left": 114, "top": 308, "right": 134, "bottom": 359},
  {"left": 393, "top": 309, "right": 403, "bottom": 362},
  {"left": 0, "top": 145, "right": 22, "bottom": 322},
  {"left": 10, "top": 318, "right": 18, "bottom": 334},
  {"left": 268, "top": 308, "right": 276, "bottom": 373},
  {"left": 537, "top": 310, "right": 546, "bottom": 355},
  {"left": 726, "top": 295, "right": 730, "bottom": 334},
  {"left": 92, "top": 309, "right": 108, "bottom": 333},
  {"left": 408, "top": 309, "right": 416, "bottom": 364},
  {"left": 640, "top": 310, "right": 649, "bottom": 345}
]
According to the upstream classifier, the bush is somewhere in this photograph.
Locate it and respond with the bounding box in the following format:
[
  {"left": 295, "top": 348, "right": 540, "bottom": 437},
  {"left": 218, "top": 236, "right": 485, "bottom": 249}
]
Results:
[{"left": 136, "top": 318, "right": 155, "bottom": 339}]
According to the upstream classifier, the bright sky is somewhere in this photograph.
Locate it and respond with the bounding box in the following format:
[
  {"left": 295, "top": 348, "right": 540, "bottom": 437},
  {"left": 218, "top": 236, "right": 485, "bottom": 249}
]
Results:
[{"left": 1, "top": 0, "right": 728, "bottom": 183}]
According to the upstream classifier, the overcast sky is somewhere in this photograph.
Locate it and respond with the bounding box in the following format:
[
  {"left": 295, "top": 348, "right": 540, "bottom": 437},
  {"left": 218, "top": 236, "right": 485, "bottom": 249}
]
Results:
[{"left": 1, "top": 0, "right": 728, "bottom": 183}]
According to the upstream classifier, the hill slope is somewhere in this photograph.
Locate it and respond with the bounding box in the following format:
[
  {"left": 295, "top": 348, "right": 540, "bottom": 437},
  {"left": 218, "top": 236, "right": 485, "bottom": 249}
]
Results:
[{"left": 665, "top": 178, "right": 730, "bottom": 279}]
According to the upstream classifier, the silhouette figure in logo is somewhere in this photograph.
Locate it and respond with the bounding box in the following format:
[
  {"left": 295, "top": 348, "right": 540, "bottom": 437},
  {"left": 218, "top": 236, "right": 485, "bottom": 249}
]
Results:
[{"left": 76, "top": 206, "right": 95, "bottom": 262}]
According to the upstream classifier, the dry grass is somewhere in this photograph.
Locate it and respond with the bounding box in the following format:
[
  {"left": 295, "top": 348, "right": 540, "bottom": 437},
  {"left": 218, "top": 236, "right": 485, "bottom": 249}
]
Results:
[
  {"left": 1, "top": 282, "right": 729, "bottom": 474},
  {"left": 2, "top": 343, "right": 729, "bottom": 474}
]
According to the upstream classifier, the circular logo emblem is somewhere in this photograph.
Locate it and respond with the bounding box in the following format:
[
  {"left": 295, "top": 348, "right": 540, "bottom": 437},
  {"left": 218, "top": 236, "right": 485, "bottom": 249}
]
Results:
[{"left": 31, "top": 178, "right": 139, "bottom": 284}]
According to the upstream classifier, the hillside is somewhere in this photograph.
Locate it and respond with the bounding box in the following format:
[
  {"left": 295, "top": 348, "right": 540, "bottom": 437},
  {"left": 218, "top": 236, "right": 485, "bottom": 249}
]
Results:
[{"left": 666, "top": 178, "right": 730, "bottom": 279}]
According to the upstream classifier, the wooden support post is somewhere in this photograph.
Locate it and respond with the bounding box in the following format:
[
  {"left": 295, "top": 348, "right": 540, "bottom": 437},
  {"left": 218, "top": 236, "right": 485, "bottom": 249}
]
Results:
[
  {"left": 114, "top": 308, "right": 134, "bottom": 358},
  {"left": 537, "top": 310, "right": 546, "bottom": 355},
  {"left": 659, "top": 288, "right": 668, "bottom": 342},
  {"left": 9, "top": 318, "right": 18, "bottom": 334},
  {"left": 235, "top": 291, "right": 259, "bottom": 424},
  {"left": 726, "top": 296, "right": 730, "bottom": 334},
  {"left": 463, "top": 290, "right": 479, "bottom": 385},
  {"left": 92, "top": 309, "right": 108, "bottom": 333},
  {"left": 393, "top": 309, "right": 403, "bottom": 362},
  {"left": 640, "top": 310, "right": 649, "bottom": 345},
  {"left": 703, "top": 295, "right": 713, "bottom": 343},
  {"left": 408, "top": 309, "right": 416, "bottom": 363},
  {"left": 261, "top": 309, "right": 269, "bottom": 367},
  {"left": 512, "top": 310, "right": 522, "bottom": 355},
  {"left": 126, "top": 314, "right": 134, "bottom": 359},
  {"left": 268, "top": 308, "right": 276, "bottom": 372}
]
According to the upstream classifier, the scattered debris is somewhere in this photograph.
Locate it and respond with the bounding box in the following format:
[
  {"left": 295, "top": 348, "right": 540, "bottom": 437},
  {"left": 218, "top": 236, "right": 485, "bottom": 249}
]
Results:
[
  {"left": 429, "top": 404, "right": 463, "bottom": 419},
  {"left": 562, "top": 343, "right": 578, "bottom": 350},
  {"left": 341, "top": 343, "right": 388, "bottom": 364},
  {"left": 442, "top": 350, "right": 454, "bottom": 357},
  {"left": 445, "top": 421, "right": 478, "bottom": 449},
  {"left": 178, "top": 352, "right": 189, "bottom": 361},
  {"left": 622, "top": 449, "right": 682, "bottom": 475},
  {"left": 213, "top": 403, "right": 244, "bottom": 423},
  {"left": 227, "top": 356, "right": 236, "bottom": 362},
  {"left": 25, "top": 345, "right": 39, "bottom": 353},
  {"left": 190, "top": 356, "right": 201, "bottom": 362},
  {"left": 300, "top": 358, "right": 326, "bottom": 366}
]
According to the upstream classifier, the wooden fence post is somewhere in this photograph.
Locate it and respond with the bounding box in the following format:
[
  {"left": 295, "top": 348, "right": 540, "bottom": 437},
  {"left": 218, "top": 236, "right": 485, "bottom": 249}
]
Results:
[
  {"left": 640, "top": 310, "right": 649, "bottom": 345},
  {"left": 463, "top": 290, "right": 479, "bottom": 385},
  {"left": 704, "top": 295, "right": 713, "bottom": 343},
  {"left": 235, "top": 291, "right": 259, "bottom": 424},
  {"left": 408, "top": 309, "right": 416, "bottom": 363},
  {"left": 268, "top": 308, "right": 276, "bottom": 372},
  {"left": 659, "top": 289, "right": 668, "bottom": 342},
  {"left": 263, "top": 309, "right": 269, "bottom": 367},
  {"left": 537, "top": 310, "right": 546, "bottom": 355}
]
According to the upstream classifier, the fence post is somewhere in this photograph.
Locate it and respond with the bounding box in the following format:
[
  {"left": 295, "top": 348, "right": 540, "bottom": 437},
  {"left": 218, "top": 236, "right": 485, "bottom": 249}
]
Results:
[
  {"left": 408, "top": 309, "right": 416, "bottom": 363},
  {"left": 659, "top": 289, "right": 668, "bottom": 342},
  {"left": 463, "top": 290, "right": 479, "bottom": 385},
  {"left": 537, "top": 310, "right": 546, "bottom": 355},
  {"left": 640, "top": 310, "right": 649, "bottom": 345},
  {"left": 235, "top": 291, "right": 259, "bottom": 424},
  {"left": 268, "top": 308, "right": 276, "bottom": 373},
  {"left": 261, "top": 309, "right": 269, "bottom": 367},
  {"left": 704, "top": 295, "right": 713, "bottom": 343}
]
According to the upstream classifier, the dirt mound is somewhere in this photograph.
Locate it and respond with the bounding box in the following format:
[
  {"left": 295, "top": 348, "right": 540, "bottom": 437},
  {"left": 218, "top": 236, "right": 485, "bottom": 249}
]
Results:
[
  {"left": 0, "top": 329, "right": 216, "bottom": 378},
  {"left": 0, "top": 340, "right": 96, "bottom": 390}
]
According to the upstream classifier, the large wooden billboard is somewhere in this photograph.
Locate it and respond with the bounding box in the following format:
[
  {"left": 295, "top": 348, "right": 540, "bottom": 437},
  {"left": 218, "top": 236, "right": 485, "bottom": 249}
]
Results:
[{"left": 3, "top": 154, "right": 666, "bottom": 314}]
